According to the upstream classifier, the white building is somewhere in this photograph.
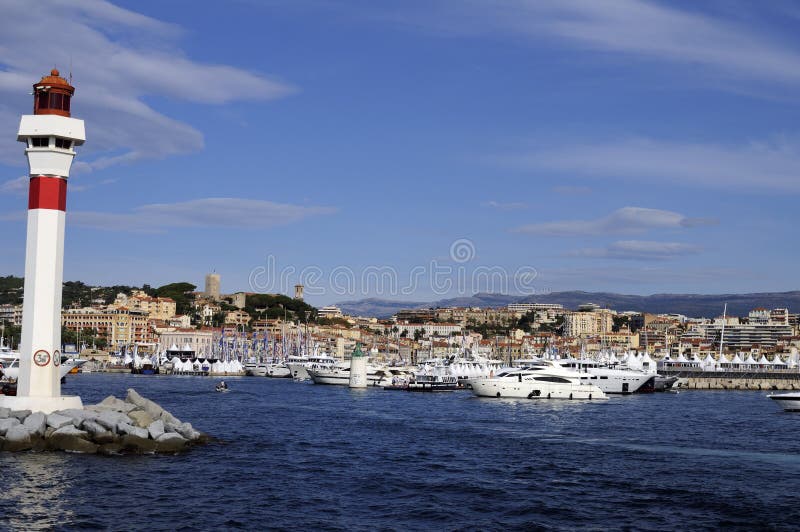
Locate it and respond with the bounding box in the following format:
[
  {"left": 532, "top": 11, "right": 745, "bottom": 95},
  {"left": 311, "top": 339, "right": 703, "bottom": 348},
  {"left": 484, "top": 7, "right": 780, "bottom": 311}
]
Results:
[
  {"left": 318, "top": 305, "right": 343, "bottom": 319},
  {"left": 395, "top": 323, "right": 462, "bottom": 338}
]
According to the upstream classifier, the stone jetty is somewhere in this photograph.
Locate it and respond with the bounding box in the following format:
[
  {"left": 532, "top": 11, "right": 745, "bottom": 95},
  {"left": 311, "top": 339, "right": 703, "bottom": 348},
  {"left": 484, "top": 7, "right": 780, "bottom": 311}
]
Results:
[{"left": 0, "top": 389, "right": 208, "bottom": 454}]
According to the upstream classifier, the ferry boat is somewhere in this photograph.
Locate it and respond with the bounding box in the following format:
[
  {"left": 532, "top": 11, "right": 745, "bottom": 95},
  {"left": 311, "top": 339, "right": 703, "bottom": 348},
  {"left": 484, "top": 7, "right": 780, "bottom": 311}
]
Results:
[{"left": 469, "top": 361, "right": 606, "bottom": 400}]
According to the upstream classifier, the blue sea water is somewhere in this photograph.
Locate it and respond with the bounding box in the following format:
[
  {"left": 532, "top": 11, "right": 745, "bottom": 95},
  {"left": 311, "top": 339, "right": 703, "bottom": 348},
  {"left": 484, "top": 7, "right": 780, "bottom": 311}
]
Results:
[{"left": 1, "top": 374, "right": 799, "bottom": 531}]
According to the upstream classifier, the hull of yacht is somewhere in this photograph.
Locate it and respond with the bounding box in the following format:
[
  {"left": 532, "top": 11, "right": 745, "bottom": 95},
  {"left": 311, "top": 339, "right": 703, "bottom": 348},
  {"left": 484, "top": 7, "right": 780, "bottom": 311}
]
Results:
[
  {"left": 578, "top": 371, "right": 655, "bottom": 394},
  {"left": 770, "top": 393, "right": 800, "bottom": 412},
  {"left": 287, "top": 362, "right": 311, "bottom": 380},
  {"left": 308, "top": 368, "right": 386, "bottom": 387},
  {"left": 265, "top": 364, "right": 291, "bottom": 378},
  {"left": 2, "top": 355, "right": 85, "bottom": 381},
  {"left": 470, "top": 378, "right": 606, "bottom": 400},
  {"left": 245, "top": 363, "right": 268, "bottom": 377}
]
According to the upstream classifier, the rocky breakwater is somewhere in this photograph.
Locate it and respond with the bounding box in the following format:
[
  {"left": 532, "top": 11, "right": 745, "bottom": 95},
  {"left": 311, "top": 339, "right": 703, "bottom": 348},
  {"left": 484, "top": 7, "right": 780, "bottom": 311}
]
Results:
[{"left": 0, "top": 389, "right": 209, "bottom": 454}]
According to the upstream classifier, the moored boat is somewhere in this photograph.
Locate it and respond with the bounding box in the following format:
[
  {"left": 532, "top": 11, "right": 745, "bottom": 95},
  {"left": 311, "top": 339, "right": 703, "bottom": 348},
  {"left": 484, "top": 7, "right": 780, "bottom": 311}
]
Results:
[
  {"left": 769, "top": 392, "right": 800, "bottom": 412},
  {"left": 469, "top": 361, "right": 606, "bottom": 400}
]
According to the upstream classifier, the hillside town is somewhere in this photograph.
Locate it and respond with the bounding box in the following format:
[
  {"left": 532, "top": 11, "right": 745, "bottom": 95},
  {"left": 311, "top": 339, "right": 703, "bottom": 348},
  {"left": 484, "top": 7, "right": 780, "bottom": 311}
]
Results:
[{"left": 1, "top": 272, "right": 798, "bottom": 365}]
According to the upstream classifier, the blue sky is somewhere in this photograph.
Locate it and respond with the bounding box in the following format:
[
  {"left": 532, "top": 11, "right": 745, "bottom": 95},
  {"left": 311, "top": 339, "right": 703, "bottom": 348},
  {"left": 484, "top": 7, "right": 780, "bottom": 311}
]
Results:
[{"left": 0, "top": 0, "right": 799, "bottom": 305}]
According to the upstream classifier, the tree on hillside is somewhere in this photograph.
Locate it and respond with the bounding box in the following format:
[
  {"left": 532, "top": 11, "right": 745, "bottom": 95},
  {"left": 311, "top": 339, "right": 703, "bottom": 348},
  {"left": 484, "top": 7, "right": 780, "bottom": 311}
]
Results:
[{"left": 155, "top": 282, "right": 197, "bottom": 315}]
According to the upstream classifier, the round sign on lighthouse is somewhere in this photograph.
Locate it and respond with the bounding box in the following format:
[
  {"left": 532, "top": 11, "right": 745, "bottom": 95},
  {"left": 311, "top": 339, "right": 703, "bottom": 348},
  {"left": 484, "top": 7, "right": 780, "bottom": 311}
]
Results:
[{"left": 0, "top": 69, "right": 85, "bottom": 413}]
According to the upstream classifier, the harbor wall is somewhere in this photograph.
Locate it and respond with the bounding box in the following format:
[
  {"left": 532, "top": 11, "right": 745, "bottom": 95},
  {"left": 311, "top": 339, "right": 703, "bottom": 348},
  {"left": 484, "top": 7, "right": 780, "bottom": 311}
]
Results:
[{"left": 660, "top": 370, "right": 800, "bottom": 390}]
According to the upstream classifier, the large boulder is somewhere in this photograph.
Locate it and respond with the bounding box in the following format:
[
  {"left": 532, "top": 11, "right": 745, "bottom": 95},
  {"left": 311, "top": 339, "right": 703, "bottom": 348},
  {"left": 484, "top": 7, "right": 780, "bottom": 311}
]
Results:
[
  {"left": 173, "top": 422, "right": 202, "bottom": 442},
  {"left": 0, "top": 417, "right": 20, "bottom": 436},
  {"left": 48, "top": 429, "right": 98, "bottom": 454},
  {"left": 126, "top": 389, "right": 165, "bottom": 419},
  {"left": 22, "top": 412, "right": 47, "bottom": 437},
  {"left": 160, "top": 410, "right": 182, "bottom": 427},
  {"left": 96, "top": 395, "right": 137, "bottom": 414},
  {"left": 52, "top": 425, "right": 89, "bottom": 439},
  {"left": 94, "top": 410, "right": 129, "bottom": 432},
  {"left": 117, "top": 423, "right": 149, "bottom": 440},
  {"left": 156, "top": 432, "right": 188, "bottom": 453},
  {"left": 83, "top": 420, "right": 116, "bottom": 444},
  {"left": 56, "top": 408, "right": 97, "bottom": 428},
  {"left": 128, "top": 409, "right": 155, "bottom": 429},
  {"left": 4, "top": 424, "right": 32, "bottom": 452},
  {"left": 46, "top": 413, "right": 74, "bottom": 430},
  {"left": 148, "top": 419, "right": 165, "bottom": 440},
  {"left": 121, "top": 434, "right": 157, "bottom": 454},
  {"left": 11, "top": 410, "right": 31, "bottom": 422}
]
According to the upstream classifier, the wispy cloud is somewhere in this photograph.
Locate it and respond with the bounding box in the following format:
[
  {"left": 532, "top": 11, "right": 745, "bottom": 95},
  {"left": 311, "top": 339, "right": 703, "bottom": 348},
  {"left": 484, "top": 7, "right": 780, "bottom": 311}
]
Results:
[
  {"left": 0, "top": 0, "right": 293, "bottom": 169},
  {"left": 0, "top": 176, "right": 27, "bottom": 195},
  {"left": 570, "top": 240, "right": 702, "bottom": 261},
  {"left": 513, "top": 207, "right": 716, "bottom": 236},
  {"left": 64, "top": 198, "right": 337, "bottom": 233},
  {"left": 378, "top": 0, "right": 800, "bottom": 95},
  {"left": 507, "top": 136, "right": 800, "bottom": 193},
  {"left": 482, "top": 200, "right": 528, "bottom": 210}
]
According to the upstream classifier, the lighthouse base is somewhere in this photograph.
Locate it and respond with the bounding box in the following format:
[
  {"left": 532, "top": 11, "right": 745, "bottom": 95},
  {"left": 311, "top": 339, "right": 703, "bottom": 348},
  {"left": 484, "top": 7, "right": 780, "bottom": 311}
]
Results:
[{"left": 0, "top": 395, "right": 83, "bottom": 414}]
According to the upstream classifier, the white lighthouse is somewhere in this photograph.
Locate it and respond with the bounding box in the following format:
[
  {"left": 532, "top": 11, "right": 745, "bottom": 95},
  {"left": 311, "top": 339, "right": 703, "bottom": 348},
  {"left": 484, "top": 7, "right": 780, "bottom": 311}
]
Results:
[{"left": 0, "top": 69, "right": 85, "bottom": 413}]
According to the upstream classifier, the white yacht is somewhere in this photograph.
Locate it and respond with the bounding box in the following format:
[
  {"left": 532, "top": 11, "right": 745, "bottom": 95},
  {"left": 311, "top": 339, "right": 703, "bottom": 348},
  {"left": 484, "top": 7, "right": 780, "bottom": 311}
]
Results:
[
  {"left": 1, "top": 350, "right": 87, "bottom": 381},
  {"left": 555, "top": 358, "right": 656, "bottom": 394},
  {"left": 265, "top": 362, "right": 291, "bottom": 378},
  {"left": 769, "top": 392, "right": 800, "bottom": 412},
  {"left": 469, "top": 360, "right": 606, "bottom": 400},
  {"left": 286, "top": 354, "right": 338, "bottom": 380},
  {"left": 244, "top": 360, "right": 268, "bottom": 377},
  {"left": 307, "top": 362, "right": 394, "bottom": 387}
]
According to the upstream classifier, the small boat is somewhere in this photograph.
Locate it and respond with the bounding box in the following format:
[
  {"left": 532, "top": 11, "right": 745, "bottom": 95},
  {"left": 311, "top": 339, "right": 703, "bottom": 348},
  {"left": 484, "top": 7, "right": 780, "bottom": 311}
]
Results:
[
  {"left": 215, "top": 381, "right": 230, "bottom": 393},
  {"left": 769, "top": 392, "right": 800, "bottom": 412}
]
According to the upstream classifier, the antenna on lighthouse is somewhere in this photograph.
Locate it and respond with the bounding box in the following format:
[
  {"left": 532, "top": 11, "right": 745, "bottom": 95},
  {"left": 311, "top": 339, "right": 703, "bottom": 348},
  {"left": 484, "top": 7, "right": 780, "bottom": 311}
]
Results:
[{"left": 69, "top": 55, "right": 73, "bottom": 84}]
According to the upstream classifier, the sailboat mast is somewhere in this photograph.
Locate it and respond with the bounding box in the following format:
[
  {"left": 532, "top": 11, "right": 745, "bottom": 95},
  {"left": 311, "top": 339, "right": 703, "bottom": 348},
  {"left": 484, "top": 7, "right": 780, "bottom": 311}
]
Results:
[{"left": 719, "top": 303, "right": 727, "bottom": 359}]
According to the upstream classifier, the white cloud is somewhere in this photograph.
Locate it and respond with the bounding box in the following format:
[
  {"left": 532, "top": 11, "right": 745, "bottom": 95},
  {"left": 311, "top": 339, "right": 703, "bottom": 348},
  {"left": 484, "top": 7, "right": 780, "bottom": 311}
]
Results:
[
  {"left": 507, "top": 136, "right": 800, "bottom": 193},
  {"left": 66, "top": 197, "right": 337, "bottom": 233},
  {"left": 482, "top": 200, "right": 528, "bottom": 210},
  {"left": 514, "top": 207, "right": 715, "bottom": 236},
  {"left": 0, "top": 175, "right": 27, "bottom": 195},
  {"left": 0, "top": 0, "right": 293, "bottom": 169},
  {"left": 571, "top": 240, "right": 702, "bottom": 261},
  {"left": 380, "top": 0, "right": 800, "bottom": 94}
]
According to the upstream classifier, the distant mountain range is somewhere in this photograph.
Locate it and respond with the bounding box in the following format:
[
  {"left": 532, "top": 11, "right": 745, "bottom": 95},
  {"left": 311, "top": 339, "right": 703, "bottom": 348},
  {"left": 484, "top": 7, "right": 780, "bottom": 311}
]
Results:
[{"left": 336, "top": 291, "right": 800, "bottom": 319}]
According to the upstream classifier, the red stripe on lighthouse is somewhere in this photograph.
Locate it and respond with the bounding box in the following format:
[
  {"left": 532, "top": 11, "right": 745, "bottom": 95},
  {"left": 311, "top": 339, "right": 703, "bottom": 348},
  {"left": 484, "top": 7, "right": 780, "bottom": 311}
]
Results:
[{"left": 28, "top": 176, "right": 67, "bottom": 211}]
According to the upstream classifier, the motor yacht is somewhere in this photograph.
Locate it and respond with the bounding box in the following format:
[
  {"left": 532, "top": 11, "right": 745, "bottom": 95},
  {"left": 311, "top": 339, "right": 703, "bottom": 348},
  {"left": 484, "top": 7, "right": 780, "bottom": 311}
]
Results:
[
  {"left": 555, "top": 358, "right": 656, "bottom": 394},
  {"left": 769, "top": 392, "right": 800, "bottom": 412},
  {"left": 0, "top": 350, "right": 87, "bottom": 381},
  {"left": 307, "top": 362, "right": 396, "bottom": 387},
  {"left": 244, "top": 360, "right": 268, "bottom": 377},
  {"left": 469, "top": 360, "right": 606, "bottom": 400},
  {"left": 286, "top": 354, "right": 338, "bottom": 380}
]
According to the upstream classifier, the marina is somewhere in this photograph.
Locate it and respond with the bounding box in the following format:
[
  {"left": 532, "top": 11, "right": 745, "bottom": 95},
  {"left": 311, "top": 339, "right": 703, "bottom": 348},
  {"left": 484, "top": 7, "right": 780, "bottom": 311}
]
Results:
[{"left": 2, "top": 372, "right": 797, "bottom": 530}]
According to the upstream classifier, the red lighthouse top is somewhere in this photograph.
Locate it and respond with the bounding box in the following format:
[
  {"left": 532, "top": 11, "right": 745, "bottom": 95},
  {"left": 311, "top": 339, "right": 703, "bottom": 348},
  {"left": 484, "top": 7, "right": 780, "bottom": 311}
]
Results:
[{"left": 33, "top": 69, "right": 74, "bottom": 117}]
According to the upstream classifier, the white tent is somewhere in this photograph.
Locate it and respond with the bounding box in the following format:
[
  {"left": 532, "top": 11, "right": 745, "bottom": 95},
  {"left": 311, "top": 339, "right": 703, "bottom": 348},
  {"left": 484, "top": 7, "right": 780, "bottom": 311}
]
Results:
[
  {"left": 743, "top": 353, "right": 758, "bottom": 367},
  {"left": 702, "top": 353, "right": 717, "bottom": 371}
]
